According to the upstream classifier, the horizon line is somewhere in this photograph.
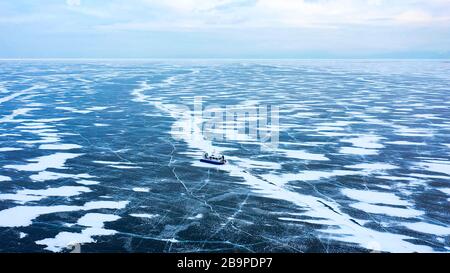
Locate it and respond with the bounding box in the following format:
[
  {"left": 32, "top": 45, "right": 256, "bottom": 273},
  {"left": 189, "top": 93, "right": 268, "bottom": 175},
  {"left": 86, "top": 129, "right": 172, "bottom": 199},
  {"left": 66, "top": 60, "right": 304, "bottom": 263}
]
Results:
[{"left": 1, "top": 57, "right": 449, "bottom": 61}]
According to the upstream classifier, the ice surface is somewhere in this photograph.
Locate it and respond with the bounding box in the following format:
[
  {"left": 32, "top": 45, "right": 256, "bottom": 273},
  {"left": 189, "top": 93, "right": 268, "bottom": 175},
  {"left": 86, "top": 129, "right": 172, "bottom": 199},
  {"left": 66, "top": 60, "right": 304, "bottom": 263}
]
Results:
[
  {"left": 0, "top": 108, "right": 39, "bottom": 123},
  {"left": 0, "top": 85, "right": 44, "bottom": 105},
  {"left": 1, "top": 61, "right": 449, "bottom": 253},
  {"left": 55, "top": 107, "right": 92, "bottom": 114},
  {"left": 130, "top": 74, "right": 440, "bottom": 253}
]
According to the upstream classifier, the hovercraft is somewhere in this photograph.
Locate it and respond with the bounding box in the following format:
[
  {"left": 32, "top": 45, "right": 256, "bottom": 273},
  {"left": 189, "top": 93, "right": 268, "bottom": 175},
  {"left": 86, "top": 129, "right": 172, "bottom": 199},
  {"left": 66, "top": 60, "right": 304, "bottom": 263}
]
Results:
[{"left": 200, "top": 152, "right": 227, "bottom": 165}]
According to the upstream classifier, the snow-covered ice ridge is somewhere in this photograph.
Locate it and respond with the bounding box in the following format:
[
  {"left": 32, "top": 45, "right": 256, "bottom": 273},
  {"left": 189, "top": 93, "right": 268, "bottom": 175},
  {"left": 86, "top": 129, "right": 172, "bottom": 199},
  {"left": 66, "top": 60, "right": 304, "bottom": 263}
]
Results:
[{"left": 1, "top": 60, "right": 449, "bottom": 253}]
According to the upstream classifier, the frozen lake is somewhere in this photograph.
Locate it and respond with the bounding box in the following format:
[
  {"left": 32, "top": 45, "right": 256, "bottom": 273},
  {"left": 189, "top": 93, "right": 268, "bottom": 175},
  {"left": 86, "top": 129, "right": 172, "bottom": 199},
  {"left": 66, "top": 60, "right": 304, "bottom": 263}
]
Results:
[{"left": 0, "top": 60, "right": 449, "bottom": 253}]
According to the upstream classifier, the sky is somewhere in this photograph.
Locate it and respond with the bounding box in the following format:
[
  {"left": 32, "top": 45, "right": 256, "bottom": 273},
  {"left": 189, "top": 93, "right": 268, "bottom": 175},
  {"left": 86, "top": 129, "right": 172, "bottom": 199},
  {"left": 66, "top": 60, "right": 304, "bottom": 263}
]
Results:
[{"left": 0, "top": 0, "right": 450, "bottom": 58}]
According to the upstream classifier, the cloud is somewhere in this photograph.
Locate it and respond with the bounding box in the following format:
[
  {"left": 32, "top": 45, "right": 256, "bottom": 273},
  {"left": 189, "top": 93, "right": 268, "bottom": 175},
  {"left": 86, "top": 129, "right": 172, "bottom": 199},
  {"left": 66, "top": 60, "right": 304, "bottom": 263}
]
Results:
[
  {"left": 97, "top": 0, "right": 450, "bottom": 30},
  {"left": 395, "top": 10, "right": 440, "bottom": 24},
  {"left": 66, "top": 0, "right": 81, "bottom": 7},
  {"left": 1, "top": 0, "right": 450, "bottom": 58},
  {"left": 4, "top": 1, "right": 450, "bottom": 30}
]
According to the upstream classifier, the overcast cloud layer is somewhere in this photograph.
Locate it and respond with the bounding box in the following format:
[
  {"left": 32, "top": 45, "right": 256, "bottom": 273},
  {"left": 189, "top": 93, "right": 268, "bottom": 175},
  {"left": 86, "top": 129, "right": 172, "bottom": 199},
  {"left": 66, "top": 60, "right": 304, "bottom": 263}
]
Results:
[{"left": 1, "top": 0, "right": 449, "bottom": 58}]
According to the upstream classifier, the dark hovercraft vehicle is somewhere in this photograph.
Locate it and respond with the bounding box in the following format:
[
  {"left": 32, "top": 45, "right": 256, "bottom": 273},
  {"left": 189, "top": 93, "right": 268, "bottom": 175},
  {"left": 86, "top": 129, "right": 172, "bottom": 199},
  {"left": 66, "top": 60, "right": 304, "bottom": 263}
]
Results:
[{"left": 200, "top": 152, "right": 227, "bottom": 165}]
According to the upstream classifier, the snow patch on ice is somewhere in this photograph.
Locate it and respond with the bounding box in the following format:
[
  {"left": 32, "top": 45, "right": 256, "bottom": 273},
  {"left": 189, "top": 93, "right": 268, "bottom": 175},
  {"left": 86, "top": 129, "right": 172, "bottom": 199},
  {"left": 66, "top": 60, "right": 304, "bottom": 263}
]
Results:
[
  {"left": 386, "top": 141, "right": 426, "bottom": 146},
  {"left": 0, "top": 147, "right": 23, "bottom": 152},
  {"left": 86, "top": 106, "right": 108, "bottom": 111},
  {"left": 39, "top": 144, "right": 82, "bottom": 150},
  {"left": 0, "top": 175, "right": 12, "bottom": 182},
  {"left": 341, "top": 135, "right": 384, "bottom": 149},
  {"left": 30, "top": 171, "right": 94, "bottom": 182},
  {"left": 350, "top": 203, "right": 423, "bottom": 218},
  {"left": 415, "top": 160, "right": 450, "bottom": 176},
  {"left": 346, "top": 163, "right": 399, "bottom": 173},
  {"left": 36, "top": 213, "right": 121, "bottom": 252},
  {"left": 76, "top": 180, "right": 100, "bottom": 186},
  {"left": 93, "top": 161, "right": 141, "bottom": 169},
  {"left": 187, "top": 213, "right": 204, "bottom": 220},
  {"left": 0, "top": 201, "right": 128, "bottom": 227},
  {"left": 342, "top": 189, "right": 409, "bottom": 206},
  {"left": 5, "top": 153, "right": 83, "bottom": 172},
  {"left": 132, "top": 187, "right": 150, "bottom": 193},
  {"left": 130, "top": 213, "right": 158, "bottom": 219},
  {"left": 339, "top": 147, "right": 379, "bottom": 156},
  {"left": 405, "top": 222, "right": 450, "bottom": 236},
  {"left": 278, "top": 149, "right": 329, "bottom": 161},
  {"left": 0, "top": 186, "right": 91, "bottom": 204},
  {"left": 395, "top": 127, "right": 434, "bottom": 137}
]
